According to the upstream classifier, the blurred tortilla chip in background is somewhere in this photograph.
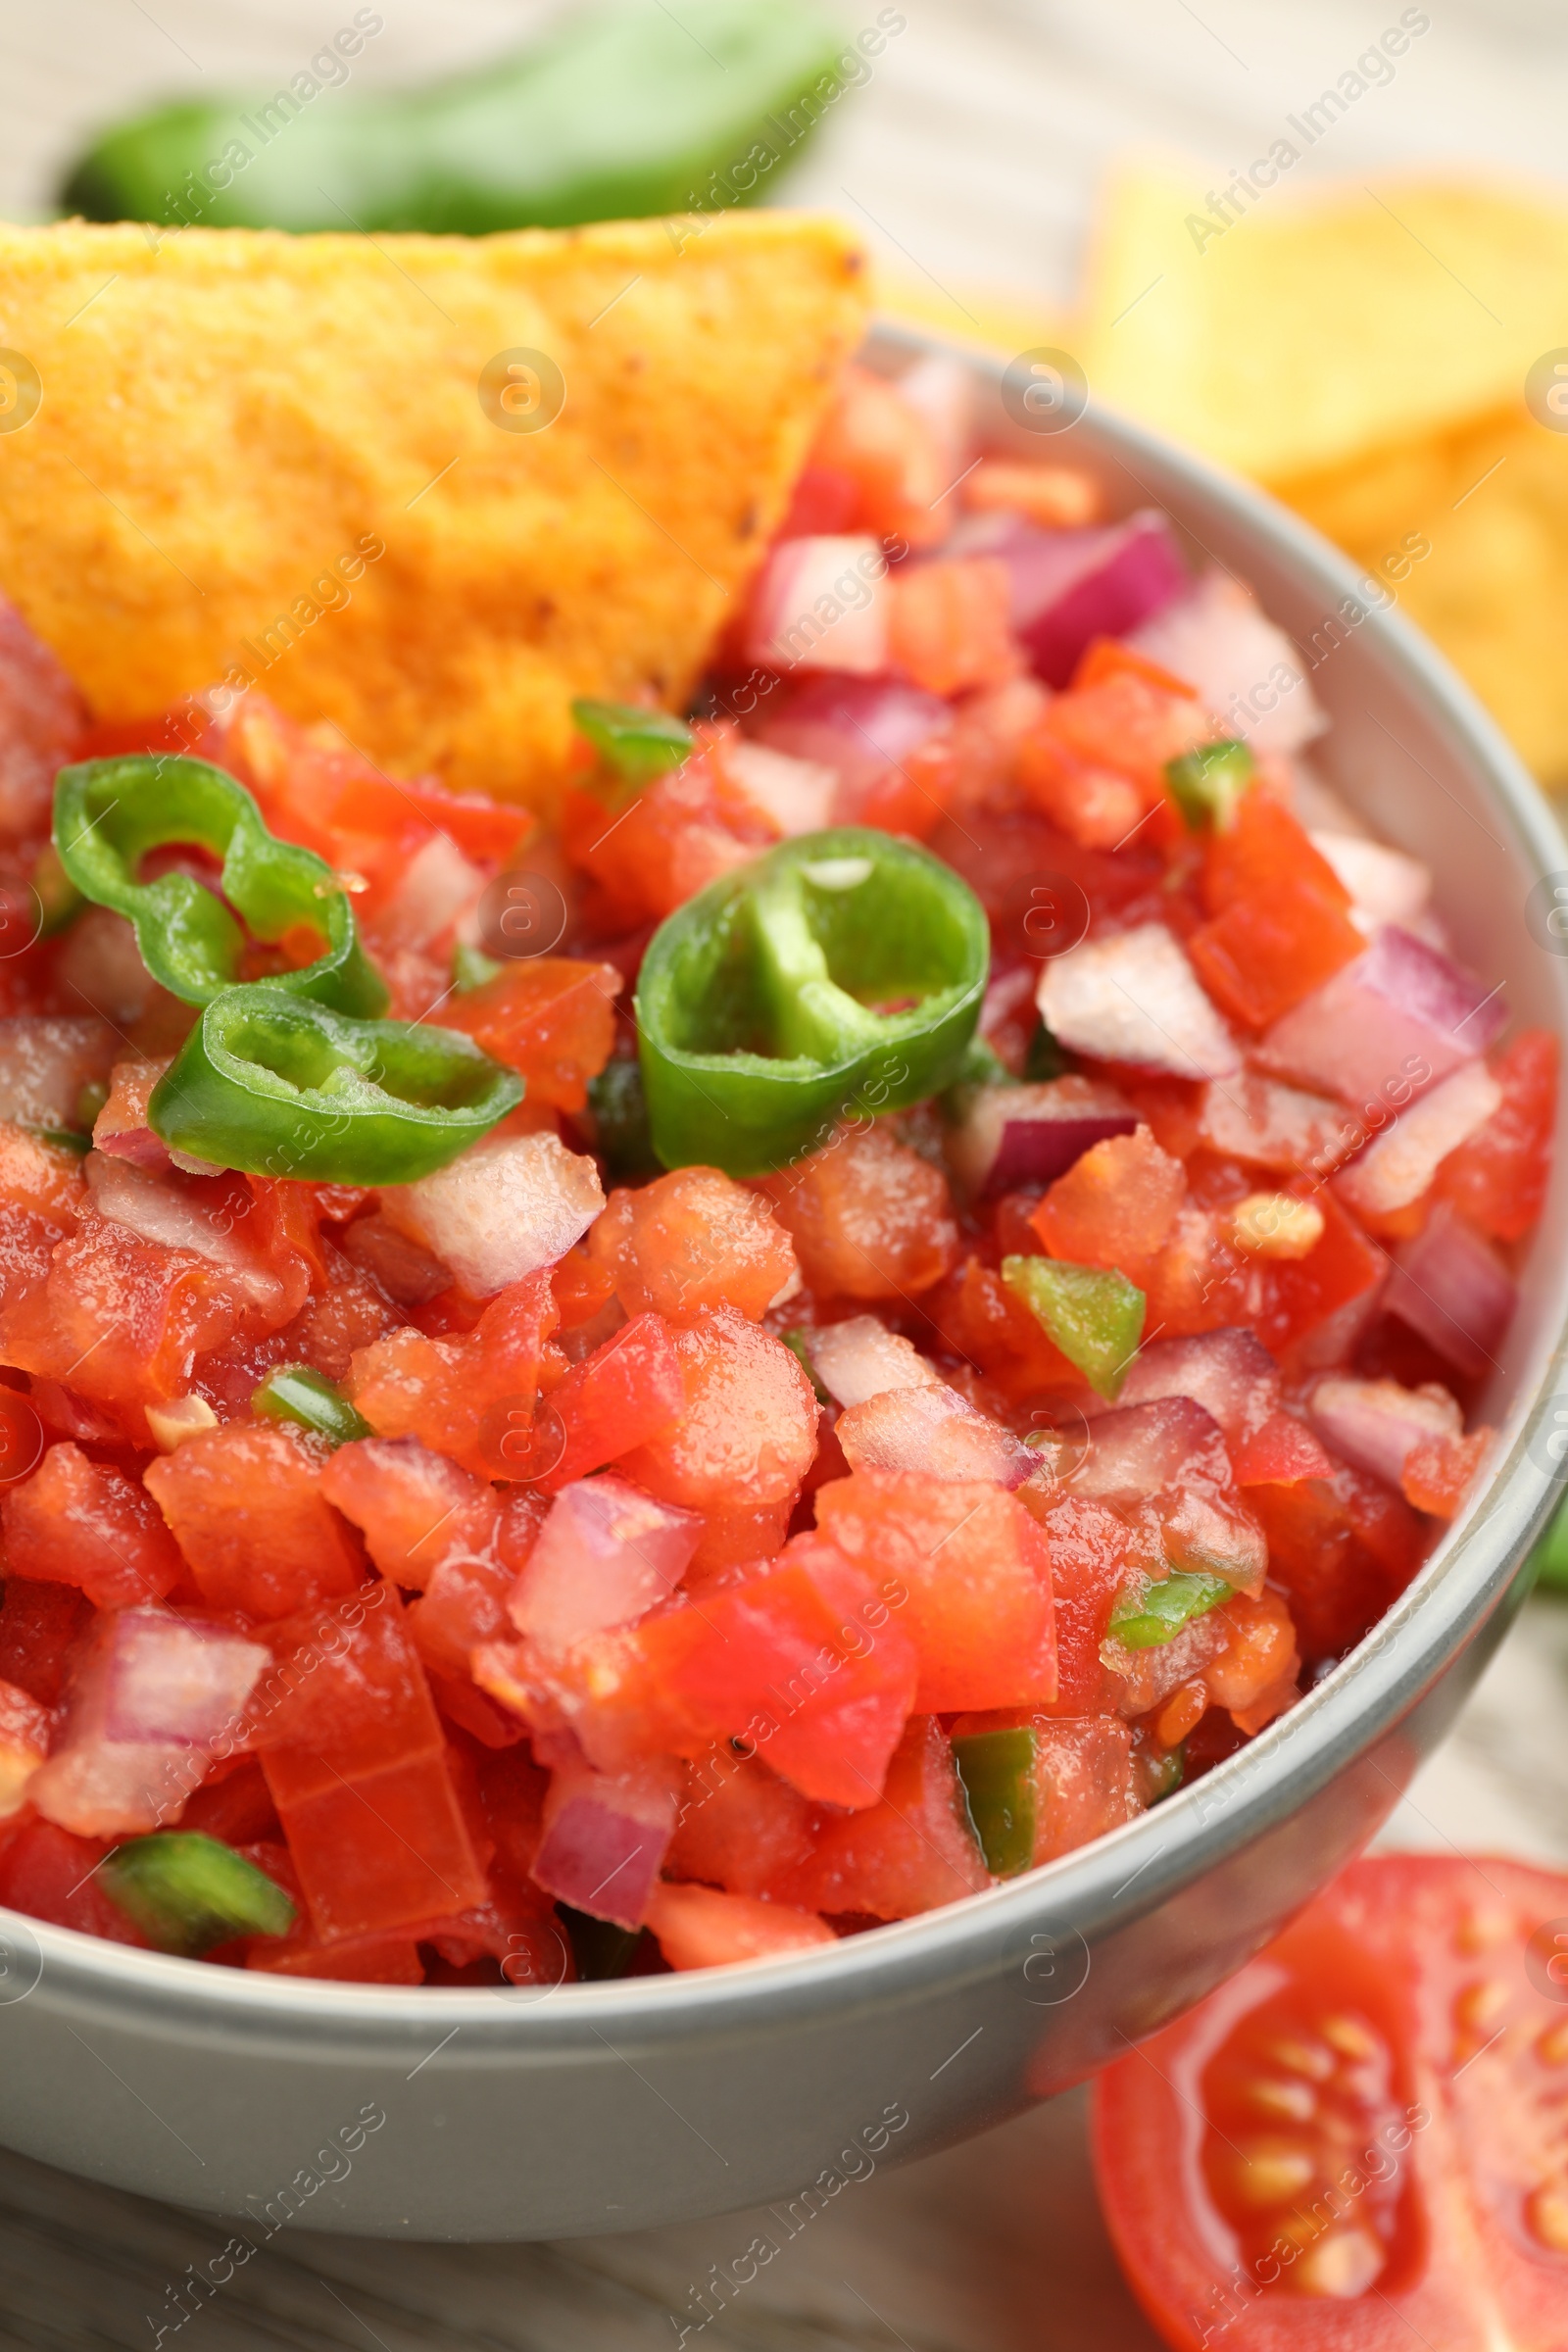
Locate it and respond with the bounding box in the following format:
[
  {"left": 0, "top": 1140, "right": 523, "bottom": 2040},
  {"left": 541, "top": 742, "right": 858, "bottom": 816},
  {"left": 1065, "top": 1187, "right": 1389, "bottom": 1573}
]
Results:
[
  {"left": 1073, "top": 163, "right": 1568, "bottom": 787},
  {"left": 0, "top": 212, "right": 866, "bottom": 806}
]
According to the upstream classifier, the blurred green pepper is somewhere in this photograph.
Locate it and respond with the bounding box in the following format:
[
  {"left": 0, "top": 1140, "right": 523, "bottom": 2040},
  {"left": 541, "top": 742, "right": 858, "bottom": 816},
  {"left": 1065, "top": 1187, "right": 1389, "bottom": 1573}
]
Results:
[{"left": 61, "top": 0, "right": 855, "bottom": 236}]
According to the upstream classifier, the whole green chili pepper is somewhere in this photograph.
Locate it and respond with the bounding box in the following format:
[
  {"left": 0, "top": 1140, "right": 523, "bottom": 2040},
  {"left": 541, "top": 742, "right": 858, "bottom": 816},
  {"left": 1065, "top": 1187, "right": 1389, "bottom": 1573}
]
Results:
[
  {"left": 60, "top": 0, "right": 850, "bottom": 237},
  {"left": 54, "top": 755, "right": 386, "bottom": 1016},
  {"left": 152, "top": 986, "right": 522, "bottom": 1184},
  {"left": 636, "top": 827, "right": 987, "bottom": 1178},
  {"left": 101, "top": 1832, "right": 296, "bottom": 1955}
]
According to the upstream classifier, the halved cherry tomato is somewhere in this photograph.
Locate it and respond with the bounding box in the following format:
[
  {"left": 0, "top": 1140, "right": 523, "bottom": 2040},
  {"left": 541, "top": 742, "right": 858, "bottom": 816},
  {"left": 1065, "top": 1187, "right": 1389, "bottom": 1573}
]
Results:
[{"left": 1092, "top": 1852, "right": 1568, "bottom": 2348}]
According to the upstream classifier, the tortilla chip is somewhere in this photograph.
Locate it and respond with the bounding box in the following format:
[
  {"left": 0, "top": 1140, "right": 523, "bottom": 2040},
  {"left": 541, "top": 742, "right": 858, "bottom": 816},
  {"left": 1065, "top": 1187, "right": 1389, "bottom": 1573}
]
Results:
[
  {"left": 1082, "top": 163, "right": 1568, "bottom": 481},
  {"left": 1280, "top": 403, "right": 1568, "bottom": 785},
  {"left": 0, "top": 214, "right": 866, "bottom": 804}
]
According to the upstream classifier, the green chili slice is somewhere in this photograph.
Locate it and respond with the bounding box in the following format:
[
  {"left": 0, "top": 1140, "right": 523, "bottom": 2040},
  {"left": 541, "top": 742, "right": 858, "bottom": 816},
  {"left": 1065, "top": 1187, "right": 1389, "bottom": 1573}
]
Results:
[
  {"left": 1002, "top": 1255, "right": 1146, "bottom": 1400},
  {"left": 253, "top": 1364, "right": 373, "bottom": 1447},
  {"left": 636, "top": 828, "right": 988, "bottom": 1177},
  {"left": 571, "top": 698, "right": 694, "bottom": 785},
  {"left": 53, "top": 755, "right": 387, "bottom": 1015},
  {"left": 101, "top": 1832, "right": 296, "bottom": 1955},
  {"left": 151, "top": 986, "right": 522, "bottom": 1184},
  {"left": 1108, "top": 1571, "right": 1232, "bottom": 1650},
  {"left": 953, "top": 1726, "right": 1038, "bottom": 1878},
  {"left": 1164, "top": 739, "right": 1255, "bottom": 833}
]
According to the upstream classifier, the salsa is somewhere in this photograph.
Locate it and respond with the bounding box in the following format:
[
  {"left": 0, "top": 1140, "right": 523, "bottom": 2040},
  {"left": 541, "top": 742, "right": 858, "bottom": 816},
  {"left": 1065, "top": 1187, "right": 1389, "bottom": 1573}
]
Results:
[{"left": 0, "top": 357, "right": 1550, "bottom": 1982}]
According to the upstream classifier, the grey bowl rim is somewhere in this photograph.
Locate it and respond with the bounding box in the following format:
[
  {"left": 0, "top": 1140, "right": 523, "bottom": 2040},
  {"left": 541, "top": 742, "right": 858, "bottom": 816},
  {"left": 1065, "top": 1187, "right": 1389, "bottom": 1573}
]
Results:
[{"left": 6, "top": 326, "right": 1568, "bottom": 2060}]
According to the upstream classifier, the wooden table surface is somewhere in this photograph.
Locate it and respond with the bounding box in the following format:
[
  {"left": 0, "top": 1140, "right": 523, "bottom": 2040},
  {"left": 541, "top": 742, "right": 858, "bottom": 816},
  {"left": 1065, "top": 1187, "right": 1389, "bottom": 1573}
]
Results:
[{"left": 2, "top": 4, "right": 1568, "bottom": 2343}]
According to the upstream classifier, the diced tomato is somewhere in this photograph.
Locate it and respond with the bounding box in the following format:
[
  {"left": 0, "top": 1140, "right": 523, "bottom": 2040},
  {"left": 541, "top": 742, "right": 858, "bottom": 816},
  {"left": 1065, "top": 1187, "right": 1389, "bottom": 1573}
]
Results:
[
  {"left": 814, "top": 1469, "right": 1055, "bottom": 1712},
  {"left": 1016, "top": 662, "right": 1208, "bottom": 851},
  {"left": 535, "top": 1313, "right": 685, "bottom": 1490},
  {"left": 1094, "top": 1853, "right": 1568, "bottom": 2347},
  {"left": 254, "top": 1584, "right": 485, "bottom": 1938},
  {"left": 1231, "top": 1407, "right": 1336, "bottom": 1487},
  {"left": 589, "top": 1166, "right": 797, "bottom": 1323},
  {"left": 774, "top": 1716, "right": 989, "bottom": 1918},
  {"left": 758, "top": 1125, "right": 959, "bottom": 1299},
  {"left": 887, "top": 558, "right": 1019, "bottom": 696},
  {"left": 319, "top": 1437, "right": 500, "bottom": 1586},
  {"left": 667, "top": 1748, "right": 819, "bottom": 1897},
  {"left": 179, "top": 1756, "right": 280, "bottom": 1846},
  {"left": 0, "top": 1819, "right": 148, "bottom": 1944},
  {"left": 0, "top": 1576, "right": 92, "bottom": 1706},
  {"left": 949, "top": 1708, "right": 1139, "bottom": 1861},
  {"left": 410, "top": 1527, "right": 540, "bottom": 1683},
  {"left": 1255, "top": 1189, "right": 1388, "bottom": 1363},
  {"left": 2, "top": 1442, "right": 184, "bottom": 1605},
  {"left": 1020, "top": 1491, "right": 1132, "bottom": 1714},
  {"left": 645, "top": 1880, "right": 835, "bottom": 1969},
  {"left": 807, "top": 363, "right": 950, "bottom": 549},
  {"left": 562, "top": 735, "right": 775, "bottom": 925},
  {"left": 1030, "top": 1124, "right": 1186, "bottom": 1276},
  {"left": 144, "top": 1422, "right": 365, "bottom": 1619},
  {"left": 922, "top": 1253, "right": 1084, "bottom": 1402},
  {"left": 1435, "top": 1028, "right": 1557, "bottom": 1241},
  {"left": 434, "top": 958, "right": 620, "bottom": 1112},
  {"left": 1401, "top": 1427, "right": 1493, "bottom": 1520},
  {"left": 574, "top": 1534, "right": 917, "bottom": 1809},
  {"left": 344, "top": 1269, "right": 562, "bottom": 1478},
  {"left": 616, "top": 1307, "right": 818, "bottom": 1517},
  {"left": 1188, "top": 882, "right": 1365, "bottom": 1029},
  {"left": 248, "top": 1930, "right": 426, "bottom": 1984},
  {"left": 1250, "top": 1463, "right": 1427, "bottom": 1663}
]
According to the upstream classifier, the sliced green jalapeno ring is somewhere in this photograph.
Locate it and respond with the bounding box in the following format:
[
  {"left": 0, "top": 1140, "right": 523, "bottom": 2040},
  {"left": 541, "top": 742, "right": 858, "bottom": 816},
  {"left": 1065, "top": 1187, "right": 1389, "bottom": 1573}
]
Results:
[
  {"left": 53, "top": 754, "right": 387, "bottom": 1015},
  {"left": 636, "top": 827, "right": 989, "bottom": 1177}
]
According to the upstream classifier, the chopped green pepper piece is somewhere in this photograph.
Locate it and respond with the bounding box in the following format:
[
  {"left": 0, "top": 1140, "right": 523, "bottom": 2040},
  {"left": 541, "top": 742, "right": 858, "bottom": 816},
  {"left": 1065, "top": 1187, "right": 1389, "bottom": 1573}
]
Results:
[
  {"left": 1108, "top": 1571, "right": 1231, "bottom": 1650},
  {"left": 30, "top": 842, "right": 81, "bottom": 938},
  {"left": 101, "top": 1832, "right": 296, "bottom": 1956},
  {"left": 1022, "top": 1018, "right": 1067, "bottom": 1082},
  {"left": 571, "top": 699, "right": 695, "bottom": 786},
  {"left": 1531, "top": 1494, "right": 1568, "bottom": 1590},
  {"left": 1002, "top": 1255, "right": 1145, "bottom": 1400},
  {"left": 53, "top": 756, "right": 387, "bottom": 1015},
  {"left": 61, "top": 0, "right": 848, "bottom": 236},
  {"left": 586, "top": 1056, "right": 662, "bottom": 1184},
  {"left": 253, "top": 1364, "right": 372, "bottom": 1447},
  {"left": 561, "top": 1905, "right": 649, "bottom": 1981},
  {"left": 151, "top": 985, "right": 523, "bottom": 1183},
  {"left": 637, "top": 828, "right": 988, "bottom": 1177},
  {"left": 453, "top": 942, "right": 504, "bottom": 995},
  {"left": 954, "top": 1726, "right": 1038, "bottom": 1878},
  {"left": 1164, "top": 739, "right": 1255, "bottom": 832},
  {"left": 33, "top": 1127, "right": 92, "bottom": 1155},
  {"left": 780, "top": 1329, "right": 831, "bottom": 1405}
]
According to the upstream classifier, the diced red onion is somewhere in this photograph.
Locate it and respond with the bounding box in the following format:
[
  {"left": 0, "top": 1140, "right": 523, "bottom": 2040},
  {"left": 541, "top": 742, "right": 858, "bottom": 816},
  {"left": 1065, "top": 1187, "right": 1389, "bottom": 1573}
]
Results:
[
  {"left": 1257, "top": 927, "right": 1506, "bottom": 1108},
  {"left": 757, "top": 676, "right": 952, "bottom": 807},
  {"left": 1309, "top": 831, "right": 1431, "bottom": 933},
  {"left": 100, "top": 1610, "right": 270, "bottom": 1746},
  {"left": 945, "top": 1074, "right": 1140, "bottom": 1200},
  {"left": 1070, "top": 1396, "right": 1233, "bottom": 1501},
  {"left": 529, "top": 1754, "right": 679, "bottom": 1930},
  {"left": 1384, "top": 1201, "right": 1517, "bottom": 1378},
  {"left": 1128, "top": 569, "right": 1327, "bottom": 755},
  {"left": 381, "top": 1132, "right": 604, "bottom": 1297},
  {"left": 509, "top": 1474, "right": 702, "bottom": 1652},
  {"left": 84, "top": 1153, "right": 285, "bottom": 1311},
  {"left": 1012, "top": 510, "right": 1187, "bottom": 687},
  {"left": 1335, "top": 1059, "right": 1501, "bottom": 1218},
  {"left": 1118, "top": 1328, "right": 1281, "bottom": 1446},
  {"left": 835, "top": 1383, "right": 1035, "bottom": 1488},
  {"left": 373, "top": 834, "right": 485, "bottom": 952},
  {"left": 1196, "top": 1072, "right": 1356, "bottom": 1176},
  {"left": 895, "top": 351, "right": 976, "bottom": 477},
  {"left": 743, "top": 535, "right": 890, "bottom": 675},
  {"left": 1038, "top": 923, "right": 1242, "bottom": 1080},
  {"left": 723, "top": 741, "right": 836, "bottom": 836},
  {"left": 0, "top": 1015, "right": 117, "bottom": 1129},
  {"left": 805, "top": 1317, "right": 939, "bottom": 1409},
  {"left": 1309, "top": 1375, "right": 1462, "bottom": 1489}
]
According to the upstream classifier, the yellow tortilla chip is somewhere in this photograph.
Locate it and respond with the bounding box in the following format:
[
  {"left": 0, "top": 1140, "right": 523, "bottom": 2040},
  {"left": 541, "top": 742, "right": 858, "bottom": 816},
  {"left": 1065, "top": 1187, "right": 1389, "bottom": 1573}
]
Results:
[
  {"left": 1081, "top": 163, "right": 1568, "bottom": 481},
  {"left": 1280, "top": 404, "right": 1568, "bottom": 786},
  {"left": 0, "top": 214, "right": 866, "bottom": 804}
]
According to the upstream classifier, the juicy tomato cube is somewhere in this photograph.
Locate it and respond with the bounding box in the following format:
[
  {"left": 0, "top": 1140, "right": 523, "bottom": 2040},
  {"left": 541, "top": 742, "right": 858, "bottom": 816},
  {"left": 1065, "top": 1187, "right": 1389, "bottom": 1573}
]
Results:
[
  {"left": 254, "top": 1585, "right": 485, "bottom": 1938},
  {"left": 318, "top": 1437, "right": 500, "bottom": 1587},
  {"left": 887, "top": 558, "right": 1018, "bottom": 697},
  {"left": 1020, "top": 1491, "right": 1132, "bottom": 1715},
  {"left": 922, "top": 1254, "right": 1084, "bottom": 1402},
  {"left": 1187, "top": 881, "right": 1365, "bottom": 1029},
  {"left": 774, "top": 1716, "right": 989, "bottom": 1919},
  {"left": 434, "top": 957, "right": 620, "bottom": 1112},
  {"left": 667, "top": 1749, "right": 818, "bottom": 1897},
  {"left": 951, "top": 1709, "right": 1139, "bottom": 1864},
  {"left": 1401, "top": 1426, "right": 1493, "bottom": 1519},
  {"left": 1029, "top": 1125, "right": 1186, "bottom": 1274},
  {"left": 644, "top": 1880, "right": 836, "bottom": 1969},
  {"left": 563, "top": 738, "right": 774, "bottom": 924},
  {"left": 589, "top": 1167, "right": 797, "bottom": 1324},
  {"left": 808, "top": 363, "right": 949, "bottom": 548},
  {"left": 344, "top": 1269, "right": 561, "bottom": 1478},
  {"left": 1435, "top": 1028, "right": 1558, "bottom": 1242},
  {"left": 0, "top": 1576, "right": 92, "bottom": 1706},
  {"left": 758, "top": 1125, "right": 959, "bottom": 1299},
  {"left": 0, "top": 1819, "right": 149, "bottom": 1944},
  {"left": 144, "top": 1422, "right": 364, "bottom": 1620},
  {"left": 615, "top": 1307, "right": 819, "bottom": 1516},
  {"left": 2, "top": 1441, "right": 184, "bottom": 1605},
  {"left": 813, "top": 1469, "right": 1056, "bottom": 1712},
  {"left": 536, "top": 1312, "right": 686, "bottom": 1490}
]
